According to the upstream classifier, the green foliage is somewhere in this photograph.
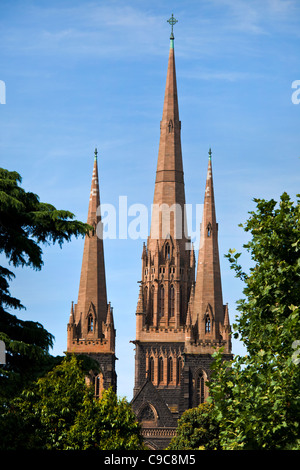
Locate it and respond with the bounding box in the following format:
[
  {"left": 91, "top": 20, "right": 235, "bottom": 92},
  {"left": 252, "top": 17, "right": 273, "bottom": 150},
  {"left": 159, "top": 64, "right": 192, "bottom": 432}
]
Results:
[
  {"left": 0, "top": 355, "right": 88, "bottom": 449},
  {"left": 0, "top": 311, "right": 62, "bottom": 401},
  {"left": 167, "top": 403, "right": 221, "bottom": 450},
  {"left": 66, "top": 388, "right": 145, "bottom": 450},
  {"left": 0, "top": 167, "right": 91, "bottom": 398},
  {"left": 0, "top": 355, "right": 144, "bottom": 450},
  {"left": 208, "top": 193, "right": 300, "bottom": 450}
]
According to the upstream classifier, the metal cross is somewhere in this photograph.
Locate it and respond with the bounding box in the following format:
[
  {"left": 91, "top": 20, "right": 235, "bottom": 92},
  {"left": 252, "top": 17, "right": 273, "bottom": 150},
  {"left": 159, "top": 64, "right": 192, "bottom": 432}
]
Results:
[{"left": 167, "top": 14, "right": 178, "bottom": 37}]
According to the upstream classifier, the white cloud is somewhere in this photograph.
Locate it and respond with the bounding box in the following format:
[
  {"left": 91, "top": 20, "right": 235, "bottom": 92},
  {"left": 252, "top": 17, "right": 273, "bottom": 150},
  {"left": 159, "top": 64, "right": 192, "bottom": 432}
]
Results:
[
  {"left": 0, "top": 3, "right": 166, "bottom": 58},
  {"left": 207, "top": 0, "right": 299, "bottom": 35}
]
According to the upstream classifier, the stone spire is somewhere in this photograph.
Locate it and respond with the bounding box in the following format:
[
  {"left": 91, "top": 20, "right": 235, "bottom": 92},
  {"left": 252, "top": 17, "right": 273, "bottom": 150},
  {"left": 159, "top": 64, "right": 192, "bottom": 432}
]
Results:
[
  {"left": 149, "top": 25, "right": 188, "bottom": 251},
  {"left": 74, "top": 149, "right": 108, "bottom": 338},
  {"left": 67, "top": 149, "right": 117, "bottom": 395},
  {"left": 192, "top": 149, "right": 224, "bottom": 338}
]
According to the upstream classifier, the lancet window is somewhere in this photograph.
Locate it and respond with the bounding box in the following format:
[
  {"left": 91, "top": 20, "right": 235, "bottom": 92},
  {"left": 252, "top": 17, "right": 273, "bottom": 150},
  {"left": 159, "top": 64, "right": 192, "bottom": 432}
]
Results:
[
  {"left": 170, "top": 285, "right": 175, "bottom": 317},
  {"left": 158, "top": 357, "right": 164, "bottom": 384},
  {"left": 205, "top": 315, "right": 211, "bottom": 333},
  {"left": 165, "top": 243, "right": 170, "bottom": 260},
  {"left": 196, "top": 371, "right": 206, "bottom": 405},
  {"left": 159, "top": 285, "right": 165, "bottom": 317},
  {"left": 167, "top": 357, "right": 173, "bottom": 384},
  {"left": 87, "top": 313, "right": 94, "bottom": 332}
]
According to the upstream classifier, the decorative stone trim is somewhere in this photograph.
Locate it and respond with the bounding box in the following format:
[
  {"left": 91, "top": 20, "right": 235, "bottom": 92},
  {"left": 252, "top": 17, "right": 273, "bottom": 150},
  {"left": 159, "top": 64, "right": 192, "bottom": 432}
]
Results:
[{"left": 141, "top": 428, "right": 177, "bottom": 438}]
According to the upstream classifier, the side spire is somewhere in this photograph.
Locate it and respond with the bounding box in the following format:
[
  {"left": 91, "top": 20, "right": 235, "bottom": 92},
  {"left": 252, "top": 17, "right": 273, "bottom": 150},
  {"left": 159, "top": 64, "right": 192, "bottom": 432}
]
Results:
[
  {"left": 74, "top": 150, "right": 108, "bottom": 337},
  {"left": 192, "top": 149, "right": 224, "bottom": 337},
  {"left": 67, "top": 150, "right": 117, "bottom": 395}
]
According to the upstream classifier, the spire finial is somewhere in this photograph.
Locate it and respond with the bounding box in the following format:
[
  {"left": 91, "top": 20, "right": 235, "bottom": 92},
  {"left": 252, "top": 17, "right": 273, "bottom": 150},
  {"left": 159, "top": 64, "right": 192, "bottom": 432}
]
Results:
[
  {"left": 94, "top": 148, "right": 98, "bottom": 161},
  {"left": 208, "top": 148, "right": 212, "bottom": 160},
  {"left": 167, "top": 13, "right": 178, "bottom": 40}
]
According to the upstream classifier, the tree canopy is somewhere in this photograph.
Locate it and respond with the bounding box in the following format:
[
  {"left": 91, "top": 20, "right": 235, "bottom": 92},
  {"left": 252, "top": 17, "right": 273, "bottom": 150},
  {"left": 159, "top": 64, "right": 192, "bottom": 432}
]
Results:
[
  {"left": 167, "top": 402, "right": 221, "bottom": 450},
  {"left": 0, "top": 355, "right": 144, "bottom": 450},
  {"left": 208, "top": 192, "right": 300, "bottom": 450},
  {"left": 0, "top": 167, "right": 91, "bottom": 399}
]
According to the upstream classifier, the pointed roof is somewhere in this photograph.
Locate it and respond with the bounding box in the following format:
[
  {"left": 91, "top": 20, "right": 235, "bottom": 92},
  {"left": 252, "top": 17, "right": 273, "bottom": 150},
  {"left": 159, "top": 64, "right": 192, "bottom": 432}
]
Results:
[
  {"left": 75, "top": 149, "right": 108, "bottom": 336},
  {"left": 69, "top": 301, "right": 75, "bottom": 324},
  {"left": 224, "top": 303, "right": 230, "bottom": 328},
  {"left": 87, "top": 148, "right": 100, "bottom": 224},
  {"left": 149, "top": 32, "right": 188, "bottom": 250},
  {"left": 202, "top": 148, "right": 217, "bottom": 233},
  {"left": 131, "top": 377, "right": 176, "bottom": 426},
  {"left": 106, "top": 302, "right": 114, "bottom": 327},
  {"left": 192, "top": 149, "right": 224, "bottom": 328},
  {"left": 160, "top": 35, "right": 180, "bottom": 127},
  {"left": 186, "top": 307, "right": 192, "bottom": 327}
]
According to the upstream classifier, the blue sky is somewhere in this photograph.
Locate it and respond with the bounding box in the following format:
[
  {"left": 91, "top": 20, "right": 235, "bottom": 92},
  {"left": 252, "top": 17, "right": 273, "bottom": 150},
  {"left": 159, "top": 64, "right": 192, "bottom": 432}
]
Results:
[{"left": 1, "top": 0, "right": 299, "bottom": 400}]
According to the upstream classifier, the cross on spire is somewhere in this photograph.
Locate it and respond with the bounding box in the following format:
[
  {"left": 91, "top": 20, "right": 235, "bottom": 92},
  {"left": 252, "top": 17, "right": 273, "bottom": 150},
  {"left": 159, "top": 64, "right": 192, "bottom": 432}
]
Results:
[{"left": 167, "top": 14, "right": 178, "bottom": 39}]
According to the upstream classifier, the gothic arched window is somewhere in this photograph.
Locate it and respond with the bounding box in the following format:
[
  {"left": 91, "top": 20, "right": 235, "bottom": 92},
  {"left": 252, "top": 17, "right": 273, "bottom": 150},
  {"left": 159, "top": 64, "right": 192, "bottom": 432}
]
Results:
[
  {"left": 170, "top": 285, "right": 175, "bottom": 317},
  {"left": 205, "top": 315, "right": 211, "bottom": 333},
  {"left": 88, "top": 313, "right": 94, "bottom": 332},
  {"left": 196, "top": 371, "right": 206, "bottom": 405},
  {"left": 159, "top": 285, "right": 164, "bottom": 317},
  {"left": 144, "top": 286, "right": 148, "bottom": 312},
  {"left": 93, "top": 373, "right": 103, "bottom": 398},
  {"left": 158, "top": 357, "right": 164, "bottom": 384},
  {"left": 207, "top": 223, "right": 212, "bottom": 237},
  {"left": 177, "top": 357, "right": 182, "bottom": 385},
  {"left": 139, "top": 404, "right": 155, "bottom": 422},
  {"left": 180, "top": 286, "right": 183, "bottom": 323},
  {"left": 165, "top": 243, "right": 170, "bottom": 260},
  {"left": 95, "top": 375, "right": 100, "bottom": 396},
  {"left": 149, "top": 357, "right": 154, "bottom": 382},
  {"left": 167, "top": 357, "right": 173, "bottom": 384},
  {"left": 149, "top": 285, "right": 155, "bottom": 323}
]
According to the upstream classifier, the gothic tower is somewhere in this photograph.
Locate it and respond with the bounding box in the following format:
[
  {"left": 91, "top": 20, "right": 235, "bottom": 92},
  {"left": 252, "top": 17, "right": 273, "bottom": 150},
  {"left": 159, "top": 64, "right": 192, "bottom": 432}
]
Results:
[
  {"left": 131, "top": 18, "right": 232, "bottom": 450},
  {"left": 67, "top": 149, "right": 116, "bottom": 396}
]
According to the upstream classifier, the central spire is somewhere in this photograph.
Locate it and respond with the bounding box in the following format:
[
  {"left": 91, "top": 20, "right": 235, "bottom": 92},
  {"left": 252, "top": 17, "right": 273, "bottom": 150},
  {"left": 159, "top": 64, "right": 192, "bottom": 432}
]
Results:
[
  {"left": 137, "top": 17, "right": 194, "bottom": 331},
  {"left": 149, "top": 19, "right": 188, "bottom": 250}
]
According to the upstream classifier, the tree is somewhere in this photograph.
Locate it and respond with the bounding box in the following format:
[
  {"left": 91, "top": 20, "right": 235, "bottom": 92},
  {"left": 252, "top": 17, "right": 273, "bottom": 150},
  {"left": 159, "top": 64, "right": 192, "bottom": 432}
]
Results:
[
  {"left": 0, "top": 168, "right": 91, "bottom": 399},
  {"left": 0, "top": 308, "right": 62, "bottom": 402},
  {"left": 0, "top": 355, "right": 144, "bottom": 450},
  {"left": 66, "top": 387, "right": 145, "bottom": 450},
  {"left": 167, "top": 403, "right": 221, "bottom": 450},
  {"left": 208, "top": 192, "right": 300, "bottom": 450}
]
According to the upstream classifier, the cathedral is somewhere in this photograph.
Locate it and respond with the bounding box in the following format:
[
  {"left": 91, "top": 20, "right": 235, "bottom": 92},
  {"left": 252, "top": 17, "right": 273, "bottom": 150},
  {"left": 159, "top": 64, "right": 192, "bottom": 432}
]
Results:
[{"left": 66, "top": 17, "right": 232, "bottom": 450}]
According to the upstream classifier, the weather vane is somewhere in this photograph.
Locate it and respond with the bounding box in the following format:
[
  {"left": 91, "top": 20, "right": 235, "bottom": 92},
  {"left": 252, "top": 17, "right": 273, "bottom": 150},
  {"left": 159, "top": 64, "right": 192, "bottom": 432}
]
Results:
[{"left": 167, "top": 14, "right": 178, "bottom": 39}]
